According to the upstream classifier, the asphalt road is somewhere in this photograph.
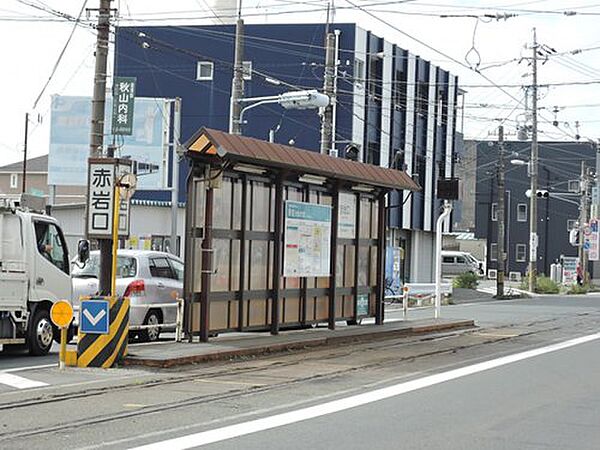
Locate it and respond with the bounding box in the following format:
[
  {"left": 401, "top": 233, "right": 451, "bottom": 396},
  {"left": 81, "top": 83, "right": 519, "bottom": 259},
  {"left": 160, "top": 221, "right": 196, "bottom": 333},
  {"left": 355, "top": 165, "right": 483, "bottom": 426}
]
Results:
[
  {"left": 0, "top": 294, "right": 599, "bottom": 449},
  {"left": 162, "top": 336, "right": 600, "bottom": 450}
]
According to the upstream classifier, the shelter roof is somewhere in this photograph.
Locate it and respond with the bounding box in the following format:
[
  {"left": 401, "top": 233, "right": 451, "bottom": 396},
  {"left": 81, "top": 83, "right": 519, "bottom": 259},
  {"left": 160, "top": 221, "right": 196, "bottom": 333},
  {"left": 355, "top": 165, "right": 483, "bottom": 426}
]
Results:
[{"left": 185, "top": 128, "right": 420, "bottom": 192}]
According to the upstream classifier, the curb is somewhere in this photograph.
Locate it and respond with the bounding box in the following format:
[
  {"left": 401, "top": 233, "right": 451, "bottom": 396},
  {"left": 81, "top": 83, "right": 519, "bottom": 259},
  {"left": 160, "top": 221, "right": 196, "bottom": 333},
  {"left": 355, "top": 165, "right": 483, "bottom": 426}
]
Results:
[{"left": 123, "top": 320, "right": 475, "bottom": 369}]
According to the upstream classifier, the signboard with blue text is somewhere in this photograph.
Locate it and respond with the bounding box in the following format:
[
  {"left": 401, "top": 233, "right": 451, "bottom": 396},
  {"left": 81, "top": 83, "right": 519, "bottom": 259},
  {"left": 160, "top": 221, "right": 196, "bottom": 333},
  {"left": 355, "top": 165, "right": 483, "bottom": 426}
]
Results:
[
  {"left": 49, "top": 95, "right": 168, "bottom": 189},
  {"left": 283, "top": 201, "right": 332, "bottom": 277},
  {"left": 80, "top": 299, "right": 110, "bottom": 335}
]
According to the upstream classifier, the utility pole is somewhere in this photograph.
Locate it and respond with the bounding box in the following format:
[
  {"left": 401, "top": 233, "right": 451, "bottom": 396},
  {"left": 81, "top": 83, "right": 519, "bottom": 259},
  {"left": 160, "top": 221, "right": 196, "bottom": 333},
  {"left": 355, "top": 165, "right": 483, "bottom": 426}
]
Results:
[
  {"left": 496, "top": 125, "right": 506, "bottom": 298},
  {"left": 579, "top": 161, "right": 589, "bottom": 281},
  {"left": 21, "top": 113, "right": 28, "bottom": 194},
  {"left": 229, "top": 0, "right": 244, "bottom": 135},
  {"left": 320, "top": 31, "right": 335, "bottom": 154},
  {"left": 528, "top": 28, "right": 539, "bottom": 292},
  {"left": 89, "top": 0, "right": 113, "bottom": 295}
]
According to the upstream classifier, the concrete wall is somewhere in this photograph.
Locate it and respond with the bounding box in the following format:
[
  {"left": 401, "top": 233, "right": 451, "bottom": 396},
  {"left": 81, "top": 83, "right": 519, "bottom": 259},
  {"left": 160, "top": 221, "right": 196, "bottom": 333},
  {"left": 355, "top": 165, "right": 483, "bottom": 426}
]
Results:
[{"left": 52, "top": 204, "right": 186, "bottom": 257}]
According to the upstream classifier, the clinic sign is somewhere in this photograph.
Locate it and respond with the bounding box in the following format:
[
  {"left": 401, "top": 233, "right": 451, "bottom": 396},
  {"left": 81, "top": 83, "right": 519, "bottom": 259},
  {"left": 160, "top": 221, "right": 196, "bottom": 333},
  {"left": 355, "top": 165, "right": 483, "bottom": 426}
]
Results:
[
  {"left": 87, "top": 159, "right": 132, "bottom": 239},
  {"left": 111, "top": 77, "right": 136, "bottom": 135}
]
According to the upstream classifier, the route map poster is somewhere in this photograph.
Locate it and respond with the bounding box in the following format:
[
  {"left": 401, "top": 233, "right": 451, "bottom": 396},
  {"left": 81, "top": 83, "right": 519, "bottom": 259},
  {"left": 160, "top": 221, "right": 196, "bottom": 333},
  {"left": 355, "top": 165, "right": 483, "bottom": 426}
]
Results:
[{"left": 283, "top": 201, "right": 332, "bottom": 277}]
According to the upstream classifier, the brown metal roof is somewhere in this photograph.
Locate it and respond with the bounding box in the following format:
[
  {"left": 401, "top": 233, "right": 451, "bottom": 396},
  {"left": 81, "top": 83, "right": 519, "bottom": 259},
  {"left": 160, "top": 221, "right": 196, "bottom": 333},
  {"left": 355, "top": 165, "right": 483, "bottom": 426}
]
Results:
[{"left": 185, "top": 127, "right": 421, "bottom": 192}]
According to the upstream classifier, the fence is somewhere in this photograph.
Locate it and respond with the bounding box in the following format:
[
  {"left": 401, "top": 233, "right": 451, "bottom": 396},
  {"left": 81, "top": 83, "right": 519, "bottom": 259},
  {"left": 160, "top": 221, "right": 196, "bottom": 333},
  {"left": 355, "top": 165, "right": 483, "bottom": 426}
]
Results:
[{"left": 384, "top": 283, "right": 453, "bottom": 319}]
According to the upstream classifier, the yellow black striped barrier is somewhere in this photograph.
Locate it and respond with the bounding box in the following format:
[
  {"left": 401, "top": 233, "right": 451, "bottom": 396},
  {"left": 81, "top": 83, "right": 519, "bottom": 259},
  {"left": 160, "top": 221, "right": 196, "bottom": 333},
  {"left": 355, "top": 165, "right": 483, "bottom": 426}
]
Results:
[{"left": 77, "top": 296, "right": 130, "bottom": 368}]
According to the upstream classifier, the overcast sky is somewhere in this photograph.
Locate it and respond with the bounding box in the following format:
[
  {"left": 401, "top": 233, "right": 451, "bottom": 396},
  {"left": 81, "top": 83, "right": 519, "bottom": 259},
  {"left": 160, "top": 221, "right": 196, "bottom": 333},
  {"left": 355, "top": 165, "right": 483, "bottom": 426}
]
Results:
[{"left": 1, "top": 0, "right": 599, "bottom": 167}]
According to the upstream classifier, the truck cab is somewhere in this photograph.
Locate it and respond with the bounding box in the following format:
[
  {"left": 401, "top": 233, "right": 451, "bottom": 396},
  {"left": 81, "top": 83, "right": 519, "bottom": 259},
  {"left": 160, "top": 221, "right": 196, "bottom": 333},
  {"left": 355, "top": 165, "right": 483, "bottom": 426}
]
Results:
[{"left": 0, "top": 197, "right": 72, "bottom": 355}]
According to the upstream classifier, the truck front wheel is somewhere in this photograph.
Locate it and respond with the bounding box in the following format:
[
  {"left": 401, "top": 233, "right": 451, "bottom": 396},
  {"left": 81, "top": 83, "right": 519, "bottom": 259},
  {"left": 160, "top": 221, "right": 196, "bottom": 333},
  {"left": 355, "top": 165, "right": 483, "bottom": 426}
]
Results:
[{"left": 28, "top": 309, "right": 54, "bottom": 356}]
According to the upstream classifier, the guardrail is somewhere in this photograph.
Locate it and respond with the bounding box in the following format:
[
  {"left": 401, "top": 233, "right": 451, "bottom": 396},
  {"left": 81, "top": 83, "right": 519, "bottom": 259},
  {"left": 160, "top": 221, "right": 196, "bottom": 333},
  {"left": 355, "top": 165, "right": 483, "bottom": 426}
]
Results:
[
  {"left": 384, "top": 282, "right": 452, "bottom": 319},
  {"left": 128, "top": 298, "right": 184, "bottom": 342}
]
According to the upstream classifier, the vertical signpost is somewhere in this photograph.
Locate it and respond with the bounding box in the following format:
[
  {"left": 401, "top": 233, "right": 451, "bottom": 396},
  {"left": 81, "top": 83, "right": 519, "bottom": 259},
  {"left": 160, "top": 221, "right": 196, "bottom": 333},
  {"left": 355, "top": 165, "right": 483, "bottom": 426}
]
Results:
[
  {"left": 586, "top": 219, "right": 599, "bottom": 262},
  {"left": 111, "top": 77, "right": 136, "bottom": 136}
]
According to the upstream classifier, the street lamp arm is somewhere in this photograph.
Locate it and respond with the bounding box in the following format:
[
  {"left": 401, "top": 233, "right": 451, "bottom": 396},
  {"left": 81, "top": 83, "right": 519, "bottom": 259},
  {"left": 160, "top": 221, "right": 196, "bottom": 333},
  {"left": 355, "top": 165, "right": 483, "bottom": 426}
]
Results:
[{"left": 239, "top": 99, "right": 278, "bottom": 126}]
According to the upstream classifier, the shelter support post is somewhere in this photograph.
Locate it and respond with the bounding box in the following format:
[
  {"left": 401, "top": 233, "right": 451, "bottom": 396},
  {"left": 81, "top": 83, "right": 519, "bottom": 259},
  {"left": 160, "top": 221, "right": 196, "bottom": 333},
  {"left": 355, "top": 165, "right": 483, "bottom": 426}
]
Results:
[
  {"left": 353, "top": 194, "right": 361, "bottom": 321},
  {"left": 183, "top": 168, "right": 196, "bottom": 341},
  {"left": 328, "top": 183, "right": 340, "bottom": 330},
  {"left": 376, "top": 193, "right": 386, "bottom": 325},
  {"left": 200, "top": 186, "right": 214, "bottom": 342},
  {"left": 238, "top": 175, "right": 248, "bottom": 331},
  {"left": 271, "top": 174, "right": 285, "bottom": 335}
]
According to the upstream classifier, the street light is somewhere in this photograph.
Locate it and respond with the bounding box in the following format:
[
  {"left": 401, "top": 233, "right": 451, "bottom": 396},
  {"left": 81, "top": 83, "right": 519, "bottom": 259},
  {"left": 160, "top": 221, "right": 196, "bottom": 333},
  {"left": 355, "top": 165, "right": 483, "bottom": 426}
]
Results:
[{"left": 238, "top": 90, "right": 329, "bottom": 139}]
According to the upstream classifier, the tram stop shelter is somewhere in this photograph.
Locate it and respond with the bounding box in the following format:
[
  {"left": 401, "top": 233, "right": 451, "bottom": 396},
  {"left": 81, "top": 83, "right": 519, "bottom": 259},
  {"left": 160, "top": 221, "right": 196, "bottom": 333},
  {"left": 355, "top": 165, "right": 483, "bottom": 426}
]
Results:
[{"left": 183, "top": 128, "right": 420, "bottom": 342}]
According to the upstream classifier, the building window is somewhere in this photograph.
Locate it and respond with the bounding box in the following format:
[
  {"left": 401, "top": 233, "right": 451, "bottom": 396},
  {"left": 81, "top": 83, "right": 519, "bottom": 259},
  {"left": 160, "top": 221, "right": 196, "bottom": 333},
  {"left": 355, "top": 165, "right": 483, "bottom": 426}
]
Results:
[
  {"left": 515, "top": 244, "right": 527, "bottom": 262},
  {"left": 242, "top": 61, "right": 252, "bottom": 80},
  {"left": 354, "top": 59, "right": 365, "bottom": 87},
  {"left": 517, "top": 203, "right": 527, "bottom": 222},
  {"left": 567, "top": 219, "right": 577, "bottom": 231},
  {"left": 10, "top": 173, "right": 18, "bottom": 189},
  {"left": 490, "top": 243, "right": 498, "bottom": 261},
  {"left": 568, "top": 180, "right": 580, "bottom": 193},
  {"left": 491, "top": 203, "right": 498, "bottom": 221},
  {"left": 196, "top": 61, "right": 214, "bottom": 80}
]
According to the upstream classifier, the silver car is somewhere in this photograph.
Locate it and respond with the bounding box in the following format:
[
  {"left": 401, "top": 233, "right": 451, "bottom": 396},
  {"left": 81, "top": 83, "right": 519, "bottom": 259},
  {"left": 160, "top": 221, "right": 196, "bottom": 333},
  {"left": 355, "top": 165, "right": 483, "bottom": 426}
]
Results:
[{"left": 71, "top": 250, "right": 184, "bottom": 341}]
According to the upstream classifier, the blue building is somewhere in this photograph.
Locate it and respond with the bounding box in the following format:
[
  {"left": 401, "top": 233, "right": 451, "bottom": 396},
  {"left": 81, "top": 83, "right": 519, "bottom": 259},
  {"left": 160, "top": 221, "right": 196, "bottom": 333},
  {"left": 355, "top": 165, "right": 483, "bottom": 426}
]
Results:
[
  {"left": 115, "top": 23, "right": 460, "bottom": 283},
  {"left": 473, "top": 140, "right": 596, "bottom": 278}
]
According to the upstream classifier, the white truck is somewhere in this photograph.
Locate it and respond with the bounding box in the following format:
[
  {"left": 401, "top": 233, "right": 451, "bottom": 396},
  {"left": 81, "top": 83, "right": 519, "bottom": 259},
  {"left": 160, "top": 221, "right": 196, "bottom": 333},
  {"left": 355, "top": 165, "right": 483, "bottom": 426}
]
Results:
[{"left": 0, "top": 196, "right": 74, "bottom": 355}]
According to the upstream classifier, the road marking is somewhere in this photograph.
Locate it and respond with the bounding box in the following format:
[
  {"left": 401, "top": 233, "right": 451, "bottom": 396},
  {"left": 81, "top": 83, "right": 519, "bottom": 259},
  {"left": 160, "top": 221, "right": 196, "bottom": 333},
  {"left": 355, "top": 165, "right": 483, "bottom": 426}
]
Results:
[
  {"left": 2, "top": 363, "right": 56, "bottom": 373},
  {"left": 83, "top": 308, "right": 106, "bottom": 326},
  {"left": 0, "top": 373, "right": 48, "bottom": 389},
  {"left": 129, "top": 331, "right": 600, "bottom": 450}
]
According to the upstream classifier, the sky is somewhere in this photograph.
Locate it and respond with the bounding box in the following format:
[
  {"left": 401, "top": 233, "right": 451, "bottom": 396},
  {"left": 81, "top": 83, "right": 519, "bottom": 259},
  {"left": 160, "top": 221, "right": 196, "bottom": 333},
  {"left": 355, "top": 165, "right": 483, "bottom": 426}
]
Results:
[{"left": 1, "top": 0, "right": 600, "bottom": 168}]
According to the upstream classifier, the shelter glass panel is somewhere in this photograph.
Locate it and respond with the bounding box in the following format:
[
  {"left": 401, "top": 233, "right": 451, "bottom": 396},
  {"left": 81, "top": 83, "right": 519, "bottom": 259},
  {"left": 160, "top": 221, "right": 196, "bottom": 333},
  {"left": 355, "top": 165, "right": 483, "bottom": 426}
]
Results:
[
  {"left": 360, "top": 198, "right": 372, "bottom": 238},
  {"left": 212, "top": 238, "right": 230, "bottom": 292},
  {"left": 232, "top": 178, "right": 243, "bottom": 230},
  {"left": 249, "top": 240, "right": 269, "bottom": 290},
  {"left": 250, "top": 182, "right": 270, "bottom": 232},
  {"left": 213, "top": 179, "right": 232, "bottom": 229},
  {"left": 358, "top": 246, "right": 369, "bottom": 286}
]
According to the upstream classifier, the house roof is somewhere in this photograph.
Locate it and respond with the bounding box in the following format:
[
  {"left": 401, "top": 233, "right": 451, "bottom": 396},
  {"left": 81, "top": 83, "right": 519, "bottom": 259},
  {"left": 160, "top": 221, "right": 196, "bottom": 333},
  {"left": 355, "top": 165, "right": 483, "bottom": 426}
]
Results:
[
  {"left": 185, "top": 128, "right": 421, "bottom": 192},
  {"left": 0, "top": 155, "right": 48, "bottom": 172}
]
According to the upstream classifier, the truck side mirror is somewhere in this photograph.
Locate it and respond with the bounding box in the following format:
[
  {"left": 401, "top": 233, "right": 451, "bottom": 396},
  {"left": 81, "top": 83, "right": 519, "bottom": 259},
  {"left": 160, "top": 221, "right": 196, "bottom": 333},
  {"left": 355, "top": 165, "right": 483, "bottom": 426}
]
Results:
[{"left": 77, "top": 240, "right": 90, "bottom": 264}]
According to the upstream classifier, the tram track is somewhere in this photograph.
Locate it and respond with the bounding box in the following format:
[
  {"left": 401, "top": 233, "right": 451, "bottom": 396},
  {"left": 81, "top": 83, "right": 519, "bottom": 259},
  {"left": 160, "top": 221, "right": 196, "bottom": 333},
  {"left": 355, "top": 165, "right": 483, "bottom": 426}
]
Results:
[{"left": 0, "top": 321, "right": 577, "bottom": 443}]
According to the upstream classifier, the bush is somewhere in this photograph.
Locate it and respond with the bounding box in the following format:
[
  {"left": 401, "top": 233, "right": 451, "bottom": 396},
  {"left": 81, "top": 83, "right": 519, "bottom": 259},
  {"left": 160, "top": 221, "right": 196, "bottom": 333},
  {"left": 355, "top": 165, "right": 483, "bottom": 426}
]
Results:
[
  {"left": 567, "top": 283, "right": 590, "bottom": 295},
  {"left": 535, "top": 276, "right": 560, "bottom": 294},
  {"left": 453, "top": 272, "right": 479, "bottom": 289}
]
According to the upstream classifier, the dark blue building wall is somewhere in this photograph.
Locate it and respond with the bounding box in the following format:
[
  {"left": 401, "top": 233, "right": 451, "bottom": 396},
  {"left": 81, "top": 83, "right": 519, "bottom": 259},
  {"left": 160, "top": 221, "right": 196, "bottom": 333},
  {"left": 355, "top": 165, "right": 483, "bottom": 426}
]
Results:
[
  {"left": 115, "top": 23, "right": 357, "bottom": 202},
  {"left": 114, "top": 22, "right": 458, "bottom": 239},
  {"left": 474, "top": 140, "right": 595, "bottom": 275}
]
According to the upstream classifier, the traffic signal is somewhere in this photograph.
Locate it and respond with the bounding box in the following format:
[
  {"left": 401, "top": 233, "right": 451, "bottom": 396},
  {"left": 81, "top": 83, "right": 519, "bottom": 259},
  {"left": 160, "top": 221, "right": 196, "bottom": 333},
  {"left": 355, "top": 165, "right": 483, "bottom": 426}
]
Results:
[
  {"left": 569, "top": 228, "right": 579, "bottom": 246},
  {"left": 525, "top": 189, "right": 550, "bottom": 198}
]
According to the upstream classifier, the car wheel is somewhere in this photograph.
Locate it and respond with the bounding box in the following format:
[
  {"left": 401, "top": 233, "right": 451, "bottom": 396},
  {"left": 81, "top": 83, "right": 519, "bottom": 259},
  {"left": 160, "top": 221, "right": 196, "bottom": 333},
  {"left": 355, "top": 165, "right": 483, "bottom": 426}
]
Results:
[
  {"left": 28, "top": 309, "right": 54, "bottom": 356},
  {"left": 140, "top": 310, "right": 162, "bottom": 342}
]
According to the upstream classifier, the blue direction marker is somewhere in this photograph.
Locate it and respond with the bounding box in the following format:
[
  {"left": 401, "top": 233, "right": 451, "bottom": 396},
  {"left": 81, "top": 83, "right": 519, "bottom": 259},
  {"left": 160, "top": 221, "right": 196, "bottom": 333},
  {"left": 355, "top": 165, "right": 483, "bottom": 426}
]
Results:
[{"left": 80, "top": 299, "right": 110, "bottom": 334}]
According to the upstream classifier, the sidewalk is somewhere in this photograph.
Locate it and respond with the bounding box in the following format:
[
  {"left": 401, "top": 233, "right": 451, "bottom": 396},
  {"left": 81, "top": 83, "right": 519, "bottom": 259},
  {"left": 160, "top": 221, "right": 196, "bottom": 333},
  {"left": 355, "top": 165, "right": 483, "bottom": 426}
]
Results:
[{"left": 124, "top": 318, "right": 475, "bottom": 368}]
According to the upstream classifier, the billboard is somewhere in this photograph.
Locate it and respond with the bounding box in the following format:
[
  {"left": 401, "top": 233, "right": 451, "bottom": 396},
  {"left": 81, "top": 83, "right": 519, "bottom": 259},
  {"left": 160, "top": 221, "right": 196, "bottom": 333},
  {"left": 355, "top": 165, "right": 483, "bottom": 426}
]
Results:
[{"left": 49, "top": 95, "right": 169, "bottom": 189}]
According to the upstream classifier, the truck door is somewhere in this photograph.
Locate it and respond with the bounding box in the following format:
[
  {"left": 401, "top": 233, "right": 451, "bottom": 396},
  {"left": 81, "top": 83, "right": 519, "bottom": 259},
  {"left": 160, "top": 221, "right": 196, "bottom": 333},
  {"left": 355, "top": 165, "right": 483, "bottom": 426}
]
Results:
[{"left": 31, "top": 220, "right": 72, "bottom": 303}]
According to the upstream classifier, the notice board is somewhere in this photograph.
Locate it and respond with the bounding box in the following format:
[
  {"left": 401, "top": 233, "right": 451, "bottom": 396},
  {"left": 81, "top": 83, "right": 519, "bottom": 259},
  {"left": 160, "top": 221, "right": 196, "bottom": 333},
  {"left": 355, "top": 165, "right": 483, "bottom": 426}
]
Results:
[{"left": 283, "top": 200, "right": 332, "bottom": 277}]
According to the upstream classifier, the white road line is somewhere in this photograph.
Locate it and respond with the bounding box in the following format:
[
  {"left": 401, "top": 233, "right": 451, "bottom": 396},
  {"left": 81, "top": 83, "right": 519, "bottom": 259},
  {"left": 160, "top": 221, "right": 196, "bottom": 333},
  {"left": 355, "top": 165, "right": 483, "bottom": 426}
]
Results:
[
  {"left": 1, "top": 363, "right": 56, "bottom": 373},
  {"left": 130, "top": 331, "right": 600, "bottom": 450},
  {"left": 0, "top": 373, "right": 48, "bottom": 389}
]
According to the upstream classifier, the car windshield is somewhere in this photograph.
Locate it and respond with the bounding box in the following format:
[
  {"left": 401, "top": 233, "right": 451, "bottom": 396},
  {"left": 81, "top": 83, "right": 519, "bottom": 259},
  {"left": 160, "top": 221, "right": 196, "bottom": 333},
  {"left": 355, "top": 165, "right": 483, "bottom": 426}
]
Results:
[
  {"left": 466, "top": 254, "right": 479, "bottom": 264},
  {"left": 72, "top": 254, "right": 137, "bottom": 279}
]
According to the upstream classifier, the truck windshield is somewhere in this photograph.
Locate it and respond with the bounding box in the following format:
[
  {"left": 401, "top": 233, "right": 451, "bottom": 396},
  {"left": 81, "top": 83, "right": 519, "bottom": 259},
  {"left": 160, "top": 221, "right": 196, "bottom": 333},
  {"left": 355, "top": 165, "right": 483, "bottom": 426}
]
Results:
[{"left": 72, "top": 255, "right": 137, "bottom": 279}]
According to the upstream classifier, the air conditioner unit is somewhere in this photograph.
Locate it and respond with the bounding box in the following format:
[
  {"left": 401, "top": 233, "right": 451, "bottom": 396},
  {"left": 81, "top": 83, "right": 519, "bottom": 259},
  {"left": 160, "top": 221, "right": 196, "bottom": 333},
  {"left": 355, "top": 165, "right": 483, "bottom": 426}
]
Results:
[
  {"left": 488, "top": 269, "right": 497, "bottom": 280},
  {"left": 509, "top": 271, "right": 522, "bottom": 282},
  {"left": 329, "top": 149, "right": 338, "bottom": 157}
]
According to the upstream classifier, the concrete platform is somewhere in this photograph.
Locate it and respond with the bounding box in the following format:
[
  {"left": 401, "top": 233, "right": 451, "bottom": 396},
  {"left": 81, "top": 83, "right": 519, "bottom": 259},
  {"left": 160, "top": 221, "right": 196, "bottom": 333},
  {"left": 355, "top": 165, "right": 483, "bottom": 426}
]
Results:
[{"left": 124, "top": 318, "right": 476, "bottom": 368}]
